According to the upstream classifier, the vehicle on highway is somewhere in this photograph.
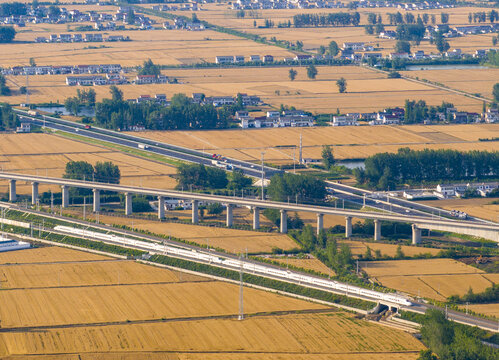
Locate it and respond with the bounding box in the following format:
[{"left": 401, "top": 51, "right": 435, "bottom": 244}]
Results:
[{"left": 138, "top": 143, "right": 149, "bottom": 150}]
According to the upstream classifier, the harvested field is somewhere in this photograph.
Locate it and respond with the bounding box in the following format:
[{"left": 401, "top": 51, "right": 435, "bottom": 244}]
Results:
[
  {"left": 260, "top": 255, "right": 336, "bottom": 276},
  {"left": 0, "top": 260, "right": 205, "bottom": 289},
  {"left": 462, "top": 304, "right": 499, "bottom": 318},
  {"left": 0, "top": 313, "right": 424, "bottom": 356},
  {"left": 91, "top": 213, "right": 299, "bottom": 254},
  {"left": 133, "top": 123, "right": 499, "bottom": 162},
  {"left": 0, "top": 133, "right": 178, "bottom": 195},
  {"left": 0, "top": 28, "right": 294, "bottom": 67},
  {"left": 0, "top": 281, "right": 325, "bottom": 328},
  {"left": 0, "top": 246, "right": 109, "bottom": 264},
  {"left": 0, "top": 246, "right": 425, "bottom": 358},
  {"left": 401, "top": 68, "right": 499, "bottom": 100},
  {"left": 361, "top": 258, "right": 496, "bottom": 301},
  {"left": 423, "top": 198, "right": 499, "bottom": 223},
  {"left": 1, "top": 64, "right": 484, "bottom": 112},
  {"left": 341, "top": 240, "right": 441, "bottom": 258},
  {"left": 187, "top": 4, "right": 498, "bottom": 56}
]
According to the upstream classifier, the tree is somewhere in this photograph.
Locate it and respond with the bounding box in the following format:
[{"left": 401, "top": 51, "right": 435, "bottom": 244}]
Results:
[
  {"left": 228, "top": 169, "right": 252, "bottom": 190},
  {"left": 395, "top": 245, "right": 405, "bottom": 259},
  {"left": 207, "top": 202, "right": 223, "bottom": 215},
  {"left": 0, "top": 74, "right": 11, "bottom": 96},
  {"left": 64, "top": 96, "right": 80, "bottom": 115},
  {"left": 138, "top": 59, "right": 160, "bottom": 76},
  {"left": 29, "top": 57, "right": 36, "bottom": 66},
  {"left": 318, "top": 45, "right": 326, "bottom": 55},
  {"left": 336, "top": 77, "right": 347, "bottom": 93},
  {"left": 176, "top": 163, "right": 228, "bottom": 190},
  {"left": 306, "top": 64, "right": 318, "bottom": 79},
  {"left": 321, "top": 145, "right": 335, "bottom": 169},
  {"left": 109, "top": 85, "right": 123, "bottom": 102},
  {"left": 48, "top": 5, "right": 60, "bottom": 18},
  {"left": 267, "top": 173, "right": 326, "bottom": 203},
  {"left": 132, "top": 196, "right": 152, "bottom": 212},
  {"left": 328, "top": 40, "right": 339, "bottom": 57},
  {"left": 493, "top": 83, "right": 499, "bottom": 102},
  {"left": 288, "top": 68, "right": 297, "bottom": 81},
  {"left": 435, "top": 33, "right": 450, "bottom": 53},
  {"left": 395, "top": 40, "right": 411, "bottom": 53},
  {"left": 0, "top": 26, "right": 16, "bottom": 43},
  {"left": 63, "top": 161, "right": 94, "bottom": 181},
  {"left": 94, "top": 161, "right": 120, "bottom": 184},
  {"left": 126, "top": 8, "right": 135, "bottom": 25},
  {"left": 440, "top": 12, "right": 449, "bottom": 24}
]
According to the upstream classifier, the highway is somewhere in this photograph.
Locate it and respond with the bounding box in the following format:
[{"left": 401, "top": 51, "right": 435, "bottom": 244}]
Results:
[
  {"left": 1, "top": 172, "right": 498, "bottom": 241},
  {"left": 14, "top": 109, "right": 463, "bottom": 220},
  {"left": 2, "top": 201, "right": 497, "bottom": 332}
]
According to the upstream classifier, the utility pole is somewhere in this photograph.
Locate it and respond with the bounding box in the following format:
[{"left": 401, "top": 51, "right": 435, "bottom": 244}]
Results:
[
  {"left": 238, "top": 254, "right": 244, "bottom": 321},
  {"left": 260, "top": 151, "right": 265, "bottom": 201}
]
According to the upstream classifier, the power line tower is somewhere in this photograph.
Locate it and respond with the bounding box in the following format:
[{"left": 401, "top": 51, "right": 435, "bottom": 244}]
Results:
[{"left": 238, "top": 254, "right": 244, "bottom": 320}]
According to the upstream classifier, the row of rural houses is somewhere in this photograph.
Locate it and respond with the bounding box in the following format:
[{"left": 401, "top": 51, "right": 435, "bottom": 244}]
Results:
[
  {"left": 231, "top": 0, "right": 450, "bottom": 10},
  {"left": 236, "top": 110, "right": 313, "bottom": 128},
  {"left": 3, "top": 64, "right": 123, "bottom": 76},
  {"left": 35, "top": 33, "right": 129, "bottom": 43},
  {"left": 331, "top": 107, "right": 498, "bottom": 127}
]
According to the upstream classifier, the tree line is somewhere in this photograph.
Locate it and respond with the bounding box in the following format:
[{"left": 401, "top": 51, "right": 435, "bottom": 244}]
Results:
[
  {"left": 292, "top": 12, "right": 360, "bottom": 27},
  {"left": 355, "top": 148, "right": 499, "bottom": 190},
  {"left": 448, "top": 284, "right": 498, "bottom": 304},
  {"left": 404, "top": 100, "right": 455, "bottom": 124},
  {"left": 175, "top": 163, "right": 253, "bottom": 192},
  {"left": 0, "top": 103, "right": 17, "bottom": 130},
  {"left": 63, "top": 160, "right": 121, "bottom": 184},
  {"left": 417, "top": 309, "right": 498, "bottom": 360},
  {"left": 468, "top": 10, "right": 498, "bottom": 23},
  {"left": 94, "top": 86, "right": 238, "bottom": 130}
]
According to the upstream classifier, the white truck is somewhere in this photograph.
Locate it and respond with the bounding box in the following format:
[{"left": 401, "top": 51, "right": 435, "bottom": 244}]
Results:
[{"left": 138, "top": 143, "right": 149, "bottom": 150}]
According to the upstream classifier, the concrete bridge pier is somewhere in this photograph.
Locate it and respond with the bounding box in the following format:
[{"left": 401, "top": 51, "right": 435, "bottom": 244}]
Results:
[
  {"left": 61, "top": 185, "right": 69, "bottom": 208},
  {"left": 158, "top": 196, "right": 165, "bottom": 219},
  {"left": 253, "top": 207, "right": 260, "bottom": 230},
  {"left": 31, "top": 182, "right": 39, "bottom": 205},
  {"left": 192, "top": 200, "right": 199, "bottom": 224},
  {"left": 9, "top": 180, "right": 16, "bottom": 202},
  {"left": 280, "top": 209, "right": 288, "bottom": 234},
  {"left": 412, "top": 224, "right": 422, "bottom": 245},
  {"left": 92, "top": 189, "right": 100, "bottom": 213},
  {"left": 345, "top": 216, "right": 352, "bottom": 238},
  {"left": 125, "top": 193, "right": 132, "bottom": 216},
  {"left": 226, "top": 204, "right": 233, "bottom": 227},
  {"left": 317, "top": 214, "right": 324, "bottom": 235},
  {"left": 374, "top": 219, "right": 381, "bottom": 241}
]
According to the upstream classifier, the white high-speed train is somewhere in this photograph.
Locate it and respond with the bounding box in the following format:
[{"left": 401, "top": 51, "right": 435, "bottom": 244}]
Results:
[{"left": 54, "top": 225, "right": 413, "bottom": 306}]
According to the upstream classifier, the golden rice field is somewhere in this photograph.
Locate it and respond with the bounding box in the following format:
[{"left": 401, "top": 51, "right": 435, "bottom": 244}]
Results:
[
  {"left": 2, "top": 26, "right": 294, "bottom": 67},
  {"left": 341, "top": 240, "right": 441, "bottom": 258},
  {"left": 261, "top": 255, "right": 336, "bottom": 276},
  {"left": 0, "top": 64, "right": 485, "bottom": 113},
  {"left": 0, "top": 133, "right": 178, "bottom": 195},
  {"left": 401, "top": 68, "right": 499, "bottom": 100},
  {"left": 92, "top": 213, "right": 298, "bottom": 254},
  {"left": 179, "top": 4, "right": 497, "bottom": 55},
  {"left": 424, "top": 198, "right": 499, "bottom": 223},
  {"left": 0, "top": 246, "right": 109, "bottom": 264},
  {"left": 361, "top": 258, "right": 496, "bottom": 301},
  {"left": 0, "top": 313, "right": 425, "bottom": 358},
  {"left": 0, "top": 246, "right": 425, "bottom": 359},
  {"left": 462, "top": 303, "right": 499, "bottom": 318},
  {"left": 134, "top": 123, "right": 499, "bottom": 163},
  {"left": 0, "top": 259, "right": 205, "bottom": 289}
]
